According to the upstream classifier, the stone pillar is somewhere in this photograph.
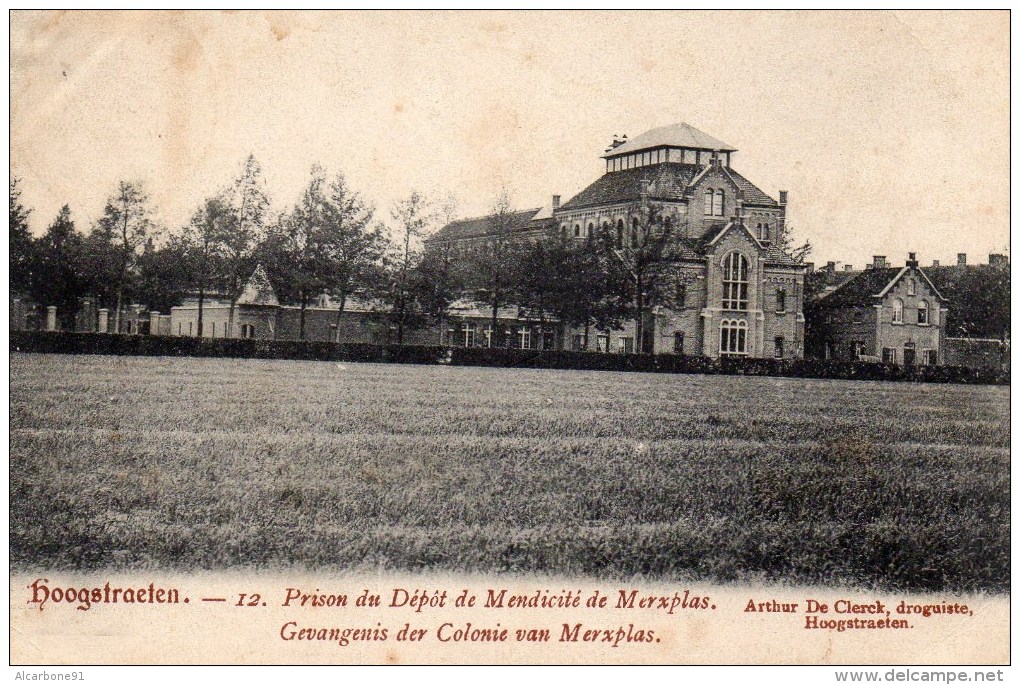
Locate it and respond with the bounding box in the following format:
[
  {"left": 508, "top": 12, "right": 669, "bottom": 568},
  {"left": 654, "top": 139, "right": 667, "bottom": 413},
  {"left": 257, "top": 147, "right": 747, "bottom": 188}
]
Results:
[
  {"left": 98, "top": 309, "right": 109, "bottom": 333},
  {"left": 46, "top": 306, "right": 57, "bottom": 331},
  {"left": 149, "top": 311, "right": 160, "bottom": 335}
]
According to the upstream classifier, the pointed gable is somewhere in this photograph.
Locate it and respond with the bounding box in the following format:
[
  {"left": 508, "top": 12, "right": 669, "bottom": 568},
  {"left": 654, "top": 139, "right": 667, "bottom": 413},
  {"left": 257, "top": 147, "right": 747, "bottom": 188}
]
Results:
[{"left": 236, "top": 264, "right": 279, "bottom": 306}]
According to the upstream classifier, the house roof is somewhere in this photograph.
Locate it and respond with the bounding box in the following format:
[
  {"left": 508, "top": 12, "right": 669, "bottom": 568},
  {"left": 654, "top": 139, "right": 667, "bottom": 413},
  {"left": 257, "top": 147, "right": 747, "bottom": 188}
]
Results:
[
  {"left": 604, "top": 123, "right": 736, "bottom": 158},
  {"left": 559, "top": 163, "right": 701, "bottom": 211},
  {"left": 236, "top": 264, "right": 279, "bottom": 306},
  {"left": 815, "top": 266, "right": 949, "bottom": 309},
  {"left": 560, "top": 162, "right": 778, "bottom": 212},
  {"left": 430, "top": 207, "right": 545, "bottom": 241}
]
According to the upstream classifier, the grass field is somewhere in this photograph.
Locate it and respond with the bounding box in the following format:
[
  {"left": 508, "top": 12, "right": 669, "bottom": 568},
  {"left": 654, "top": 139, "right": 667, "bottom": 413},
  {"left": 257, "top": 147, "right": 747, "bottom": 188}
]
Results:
[{"left": 9, "top": 353, "right": 1010, "bottom": 593}]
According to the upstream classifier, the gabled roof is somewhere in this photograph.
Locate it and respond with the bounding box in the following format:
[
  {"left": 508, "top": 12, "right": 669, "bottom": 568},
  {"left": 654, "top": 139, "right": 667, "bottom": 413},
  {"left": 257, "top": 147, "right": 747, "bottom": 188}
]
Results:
[
  {"left": 815, "top": 267, "right": 945, "bottom": 309},
  {"left": 236, "top": 264, "right": 279, "bottom": 306},
  {"left": 559, "top": 163, "right": 700, "bottom": 211},
  {"left": 430, "top": 207, "right": 545, "bottom": 241},
  {"left": 604, "top": 123, "right": 736, "bottom": 158},
  {"left": 721, "top": 167, "right": 779, "bottom": 207}
]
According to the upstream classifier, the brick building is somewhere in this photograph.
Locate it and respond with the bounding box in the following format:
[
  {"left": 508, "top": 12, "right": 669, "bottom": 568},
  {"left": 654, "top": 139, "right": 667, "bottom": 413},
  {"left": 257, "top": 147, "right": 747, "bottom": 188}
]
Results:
[
  {"left": 807, "top": 252, "right": 1009, "bottom": 369},
  {"left": 806, "top": 253, "right": 948, "bottom": 365},
  {"left": 429, "top": 123, "right": 808, "bottom": 358}
]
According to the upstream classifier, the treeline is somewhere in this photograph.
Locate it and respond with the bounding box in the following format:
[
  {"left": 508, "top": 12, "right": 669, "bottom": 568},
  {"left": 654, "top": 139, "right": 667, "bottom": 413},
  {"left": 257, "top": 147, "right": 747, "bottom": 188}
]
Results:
[{"left": 9, "top": 156, "right": 781, "bottom": 347}]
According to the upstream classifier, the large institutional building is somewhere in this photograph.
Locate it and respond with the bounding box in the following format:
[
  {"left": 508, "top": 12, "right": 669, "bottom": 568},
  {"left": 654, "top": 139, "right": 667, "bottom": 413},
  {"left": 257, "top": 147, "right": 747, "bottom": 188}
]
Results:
[{"left": 430, "top": 123, "right": 807, "bottom": 358}]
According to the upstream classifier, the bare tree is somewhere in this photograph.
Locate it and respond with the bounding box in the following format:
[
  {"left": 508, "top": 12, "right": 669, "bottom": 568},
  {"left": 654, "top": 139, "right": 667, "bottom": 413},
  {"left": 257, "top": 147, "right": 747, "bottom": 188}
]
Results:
[{"left": 221, "top": 154, "right": 271, "bottom": 337}]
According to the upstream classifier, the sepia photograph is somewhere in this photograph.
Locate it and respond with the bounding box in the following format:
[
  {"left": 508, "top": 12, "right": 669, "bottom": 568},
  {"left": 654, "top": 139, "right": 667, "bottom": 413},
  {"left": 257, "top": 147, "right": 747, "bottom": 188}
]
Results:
[{"left": 8, "top": 10, "right": 1010, "bottom": 670}]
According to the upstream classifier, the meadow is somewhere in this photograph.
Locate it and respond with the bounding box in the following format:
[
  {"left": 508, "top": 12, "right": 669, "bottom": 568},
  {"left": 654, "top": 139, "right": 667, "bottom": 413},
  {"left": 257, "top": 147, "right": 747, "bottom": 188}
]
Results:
[{"left": 9, "top": 353, "right": 1010, "bottom": 593}]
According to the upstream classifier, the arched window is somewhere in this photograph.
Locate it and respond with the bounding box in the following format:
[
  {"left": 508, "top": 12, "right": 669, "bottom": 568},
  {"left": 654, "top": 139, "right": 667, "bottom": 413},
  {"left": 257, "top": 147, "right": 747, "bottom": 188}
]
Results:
[
  {"left": 892, "top": 298, "right": 904, "bottom": 323},
  {"left": 664, "top": 216, "right": 672, "bottom": 232},
  {"left": 722, "top": 252, "right": 749, "bottom": 310},
  {"left": 776, "top": 287, "right": 787, "bottom": 313},
  {"left": 714, "top": 189, "right": 725, "bottom": 217},
  {"left": 561, "top": 224, "right": 568, "bottom": 237},
  {"left": 574, "top": 224, "right": 581, "bottom": 238},
  {"left": 587, "top": 222, "right": 594, "bottom": 238},
  {"left": 602, "top": 221, "right": 610, "bottom": 236},
  {"left": 917, "top": 300, "right": 929, "bottom": 325},
  {"left": 720, "top": 319, "right": 748, "bottom": 356},
  {"left": 616, "top": 219, "right": 624, "bottom": 248},
  {"left": 704, "top": 189, "right": 714, "bottom": 216},
  {"left": 762, "top": 223, "right": 770, "bottom": 241}
]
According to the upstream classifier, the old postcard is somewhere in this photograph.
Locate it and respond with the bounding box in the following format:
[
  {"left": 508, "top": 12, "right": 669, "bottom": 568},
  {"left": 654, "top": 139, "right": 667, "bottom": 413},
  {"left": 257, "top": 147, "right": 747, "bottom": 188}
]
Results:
[{"left": 8, "top": 10, "right": 1010, "bottom": 671}]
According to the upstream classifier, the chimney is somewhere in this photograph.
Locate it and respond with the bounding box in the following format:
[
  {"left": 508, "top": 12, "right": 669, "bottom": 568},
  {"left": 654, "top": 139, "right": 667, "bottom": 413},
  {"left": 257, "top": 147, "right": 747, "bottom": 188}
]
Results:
[
  {"left": 957, "top": 253, "right": 967, "bottom": 267},
  {"left": 552, "top": 195, "right": 561, "bottom": 210},
  {"left": 779, "top": 190, "right": 788, "bottom": 206},
  {"left": 608, "top": 133, "right": 628, "bottom": 151},
  {"left": 932, "top": 259, "right": 940, "bottom": 267},
  {"left": 906, "top": 252, "right": 918, "bottom": 268},
  {"left": 711, "top": 150, "right": 720, "bottom": 166},
  {"left": 826, "top": 261, "right": 836, "bottom": 274},
  {"left": 989, "top": 253, "right": 1008, "bottom": 267},
  {"left": 844, "top": 264, "right": 854, "bottom": 271},
  {"left": 872, "top": 255, "right": 887, "bottom": 269}
]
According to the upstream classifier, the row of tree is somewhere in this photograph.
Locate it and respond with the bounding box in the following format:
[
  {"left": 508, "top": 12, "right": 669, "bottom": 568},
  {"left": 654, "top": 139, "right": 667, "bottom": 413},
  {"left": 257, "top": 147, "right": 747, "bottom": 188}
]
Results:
[{"left": 11, "top": 155, "right": 809, "bottom": 348}]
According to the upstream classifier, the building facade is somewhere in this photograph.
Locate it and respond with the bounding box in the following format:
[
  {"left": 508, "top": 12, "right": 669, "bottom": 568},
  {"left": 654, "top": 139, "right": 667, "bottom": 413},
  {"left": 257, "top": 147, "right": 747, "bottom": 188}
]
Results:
[{"left": 429, "top": 123, "right": 808, "bottom": 358}]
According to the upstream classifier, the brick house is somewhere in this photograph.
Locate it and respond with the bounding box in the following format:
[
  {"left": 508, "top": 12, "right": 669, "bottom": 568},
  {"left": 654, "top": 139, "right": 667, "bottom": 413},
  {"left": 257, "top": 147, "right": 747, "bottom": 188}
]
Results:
[
  {"left": 429, "top": 123, "right": 808, "bottom": 358},
  {"left": 806, "top": 253, "right": 948, "bottom": 365}
]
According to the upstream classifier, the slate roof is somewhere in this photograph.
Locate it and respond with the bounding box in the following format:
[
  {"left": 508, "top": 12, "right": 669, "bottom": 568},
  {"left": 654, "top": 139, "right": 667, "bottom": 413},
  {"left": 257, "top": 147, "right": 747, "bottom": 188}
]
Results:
[
  {"left": 560, "top": 163, "right": 778, "bottom": 211},
  {"left": 431, "top": 208, "right": 545, "bottom": 241},
  {"left": 604, "top": 123, "right": 736, "bottom": 157},
  {"left": 723, "top": 167, "right": 779, "bottom": 206},
  {"left": 813, "top": 268, "right": 902, "bottom": 308},
  {"left": 559, "top": 163, "right": 701, "bottom": 210}
]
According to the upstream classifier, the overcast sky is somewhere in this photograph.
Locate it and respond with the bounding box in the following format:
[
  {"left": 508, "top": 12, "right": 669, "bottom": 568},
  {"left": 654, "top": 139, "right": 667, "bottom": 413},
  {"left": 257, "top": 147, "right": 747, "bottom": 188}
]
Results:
[{"left": 10, "top": 10, "right": 1009, "bottom": 268}]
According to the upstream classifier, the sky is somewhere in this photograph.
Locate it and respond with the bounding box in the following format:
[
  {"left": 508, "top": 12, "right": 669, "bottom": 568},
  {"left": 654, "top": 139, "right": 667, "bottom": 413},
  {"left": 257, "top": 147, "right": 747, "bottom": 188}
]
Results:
[{"left": 9, "top": 10, "right": 1010, "bottom": 269}]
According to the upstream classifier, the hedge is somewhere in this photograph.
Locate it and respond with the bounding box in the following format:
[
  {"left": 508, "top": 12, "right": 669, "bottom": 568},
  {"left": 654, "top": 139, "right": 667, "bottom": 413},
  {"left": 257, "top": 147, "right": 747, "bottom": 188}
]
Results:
[{"left": 9, "top": 331, "right": 1009, "bottom": 386}]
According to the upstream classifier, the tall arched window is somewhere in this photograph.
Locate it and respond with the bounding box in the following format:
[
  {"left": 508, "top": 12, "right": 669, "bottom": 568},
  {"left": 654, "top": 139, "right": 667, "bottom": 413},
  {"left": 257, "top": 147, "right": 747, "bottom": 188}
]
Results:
[
  {"left": 561, "top": 224, "right": 568, "bottom": 237},
  {"left": 704, "top": 189, "right": 714, "bottom": 216},
  {"left": 616, "top": 219, "right": 624, "bottom": 248},
  {"left": 574, "top": 224, "right": 581, "bottom": 238},
  {"left": 587, "top": 222, "right": 594, "bottom": 238},
  {"left": 722, "top": 252, "right": 749, "bottom": 310},
  {"left": 892, "top": 298, "right": 904, "bottom": 323},
  {"left": 714, "top": 189, "right": 725, "bottom": 217},
  {"left": 762, "top": 223, "right": 770, "bottom": 241},
  {"left": 720, "top": 319, "right": 748, "bottom": 356},
  {"left": 917, "top": 300, "right": 929, "bottom": 324}
]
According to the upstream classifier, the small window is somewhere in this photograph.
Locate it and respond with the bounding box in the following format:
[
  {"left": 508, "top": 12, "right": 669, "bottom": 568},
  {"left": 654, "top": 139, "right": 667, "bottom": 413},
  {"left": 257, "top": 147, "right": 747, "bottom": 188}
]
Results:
[
  {"left": 776, "top": 288, "right": 786, "bottom": 313},
  {"left": 596, "top": 334, "right": 609, "bottom": 353},
  {"left": 518, "top": 327, "right": 531, "bottom": 350},
  {"left": 676, "top": 280, "right": 687, "bottom": 308},
  {"left": 922, "top": 349, "right": 937, "bottom": 366},
  {"left": 714, "top": 189, "right": 725, "bottom": 217},
  {"left": 542, "top": 328, "right": 555, "bottom": 351},
  {"left": 852, "top": 341, "right": 866, "bottom": 360},
  {"left": 586, "top": 222, "right": 594, "bottom": 239},
  {"left": 892, "top": 299, "right": 903, "bottom": 323},
  {"left": 917, "top": 300, "right": 929, "bottom": 325},
  {"left": 462, "top": 322, "right": 475, "bottom": 347},
  {"left": 616, "top": 220, "right": 624, "bottom": 248},
  {"left": 574, "top": 224, "right": 581, "bottom": 238},
  {"left": 762, "top": 223, "right": 770, "bottom": 241},
  {"left": 774, "top": 336, "right": 785, "bottom": 359},
  {"left": 907, "top": 278, "right": 915, "bottom": 296},
  {"left": 571, "top": 334, "right": 583, "bottom": 351},
  {"left": 882, "top": 347, "right": 897, "bottom": 364},
  {"left": 852, "top": 309, "right": 863, "bottom": 324},
  {"left": 241, "top": 324, "right": 255, "bottom": 339},
  {"left": 704, "top": 189, "right": 714, "bottom": 216},
  {"left": 618, "top": 336, "right": 634, "bottom": 354},
  {"left": 673, "top": 331, "right": 685, "bottom": 355}
]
